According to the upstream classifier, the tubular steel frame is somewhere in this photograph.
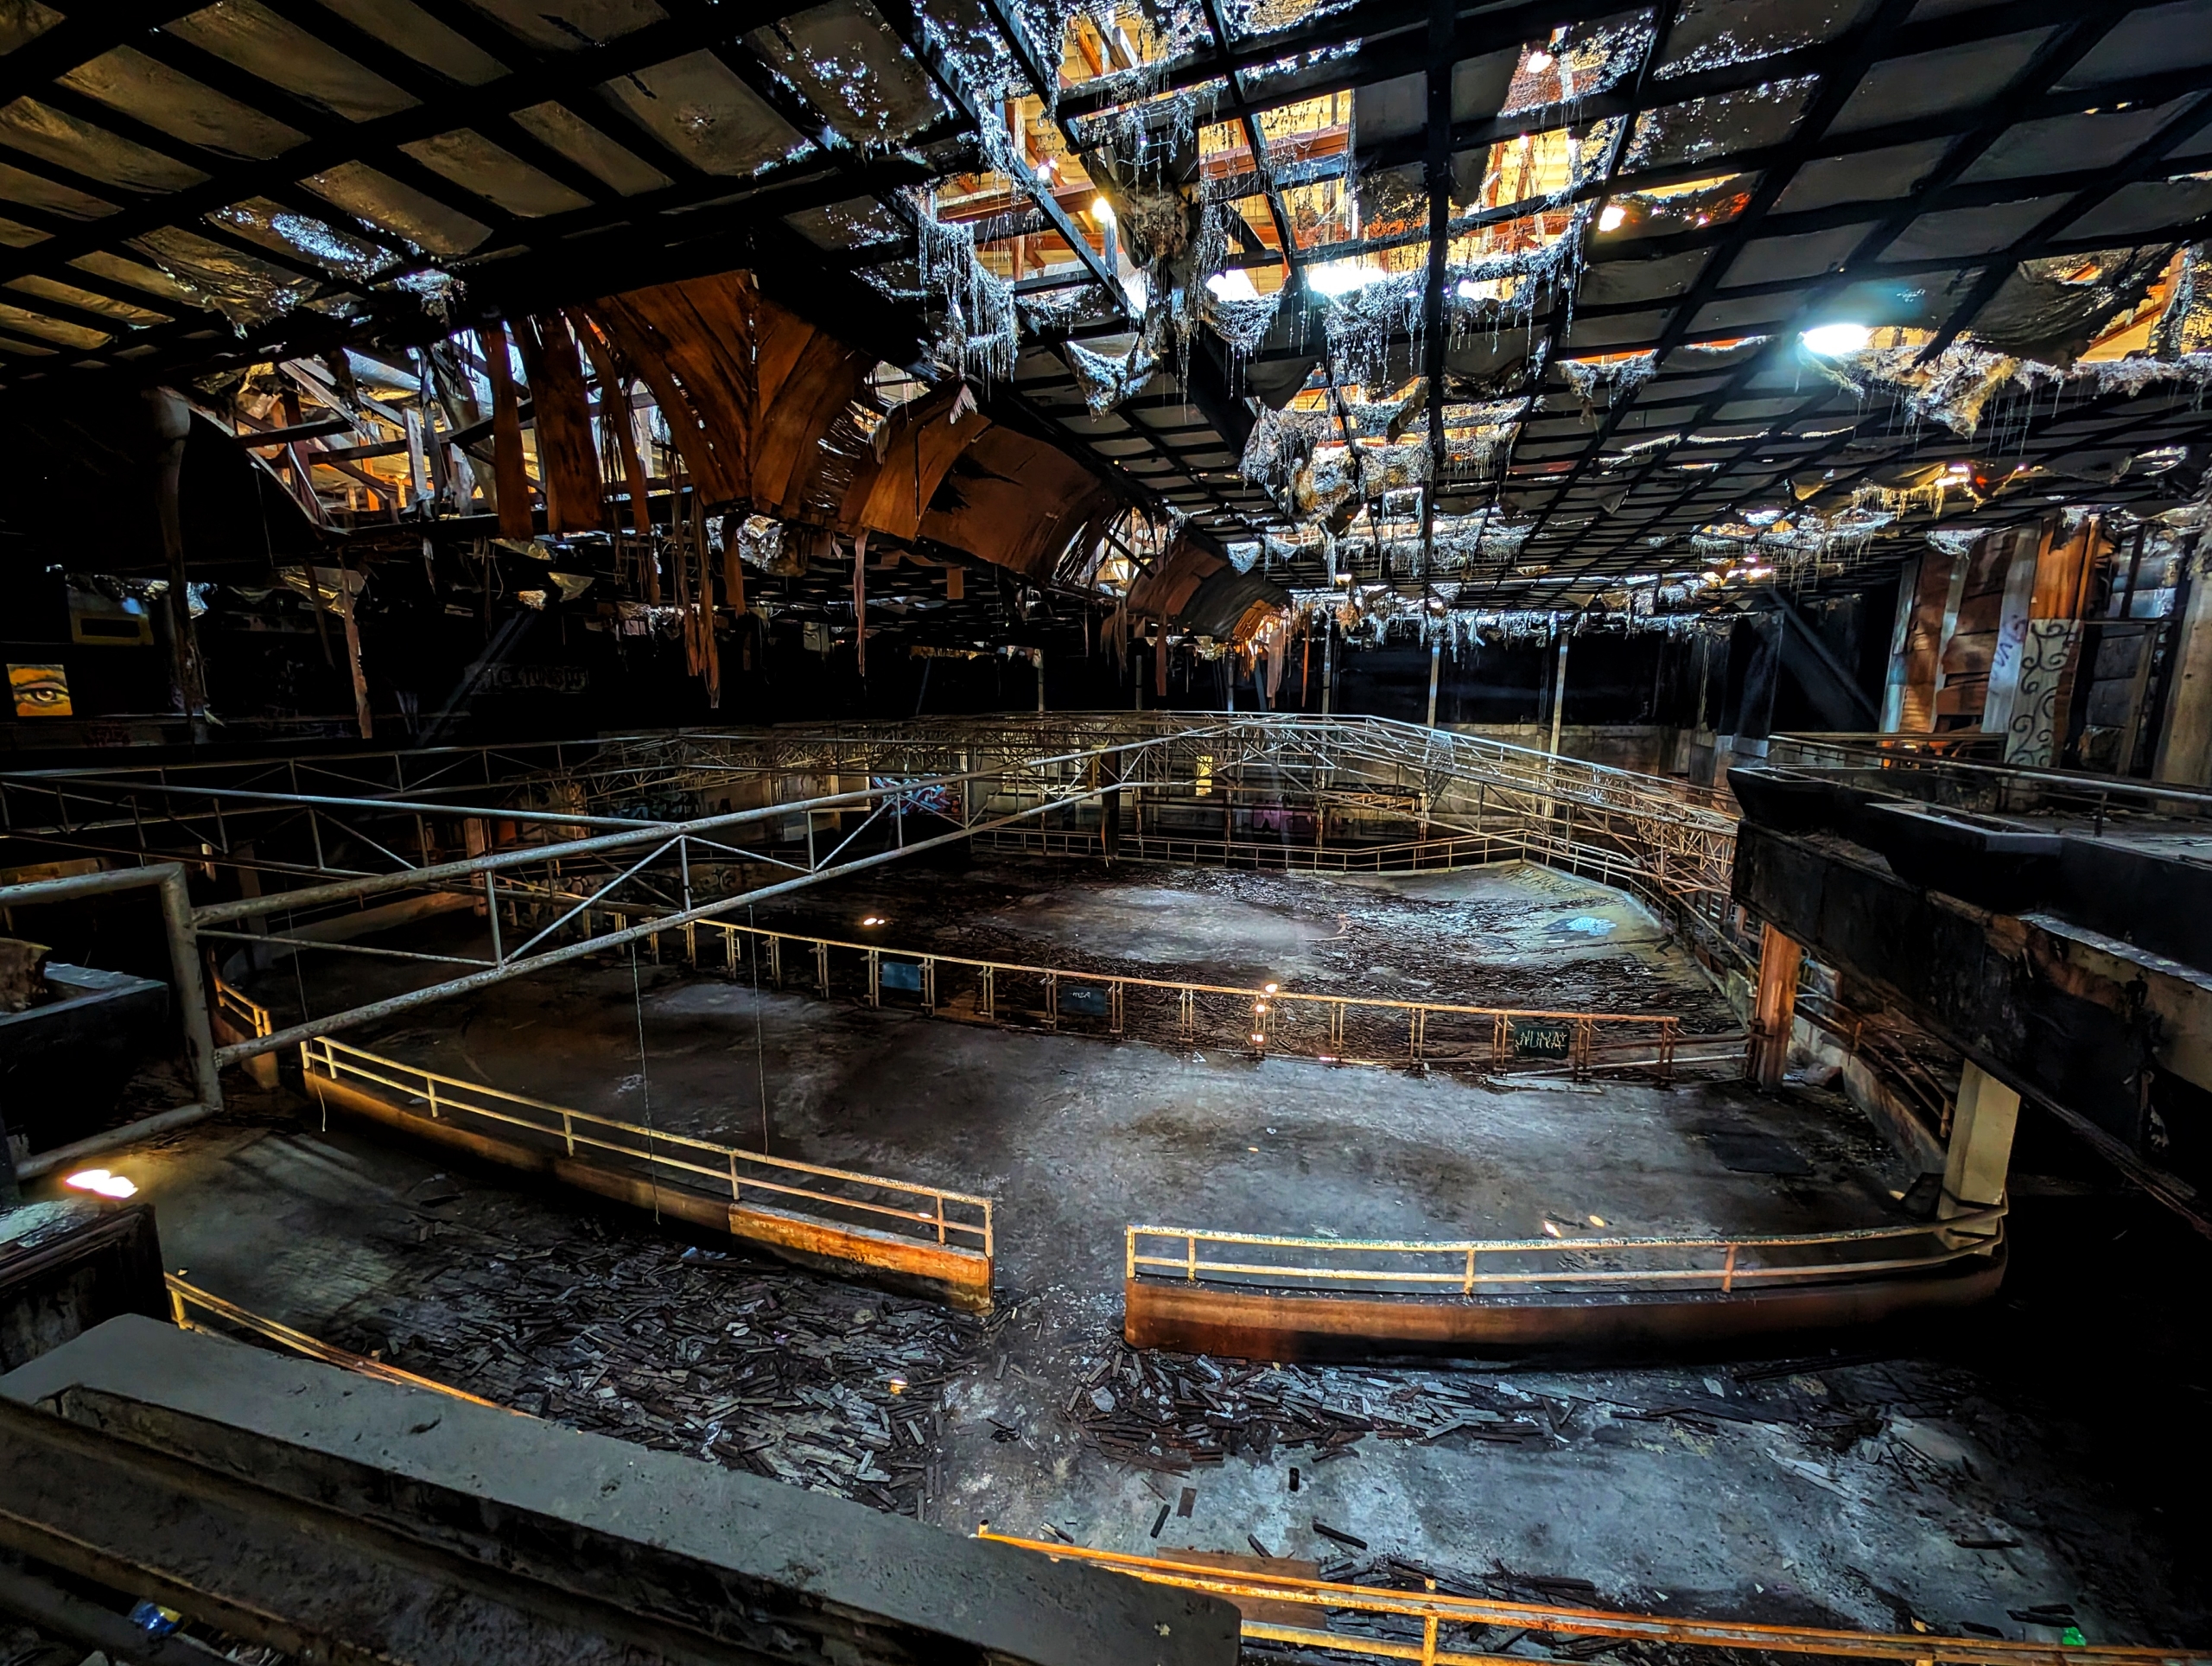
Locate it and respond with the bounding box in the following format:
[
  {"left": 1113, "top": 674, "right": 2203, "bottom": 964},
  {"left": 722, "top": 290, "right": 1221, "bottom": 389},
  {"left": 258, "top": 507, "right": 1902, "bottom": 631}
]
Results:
[{"left": 3, "top": 714, "right": 1741, "bottom": 1070}]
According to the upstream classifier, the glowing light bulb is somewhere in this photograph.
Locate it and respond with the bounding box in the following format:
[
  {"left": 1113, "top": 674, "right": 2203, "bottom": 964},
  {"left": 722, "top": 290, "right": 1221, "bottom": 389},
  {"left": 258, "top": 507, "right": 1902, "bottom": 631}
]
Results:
[
  {"left": 1092, "top": 196, "right": 1115, "bottom": 222},
  {"left": 1206, "top": 268, "right": 1260, "bottom": 302},
  {"left": 1800, "top": 322, "right": 1872, "bottom": 356},
  {"left": 1598, "top": 203, "right": 1626, "bottom": 232},
  {"left": 1526, "top": 48, "right": 1554, "bottom": 73}
]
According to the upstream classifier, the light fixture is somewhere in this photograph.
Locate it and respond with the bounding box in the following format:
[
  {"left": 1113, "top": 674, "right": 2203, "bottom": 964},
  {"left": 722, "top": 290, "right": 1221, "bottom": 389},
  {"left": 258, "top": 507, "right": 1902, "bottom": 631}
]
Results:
[
  {"left": 1306, "top": 260, "right": 1373, "bottom": 297},
  {"left": 1092, "top": 196, "right": 1115, "bottom": 222},
  {"left": 861, "top": 915, "right": 887, "bottom": 926},
  {"left": 1800, "top": 321, "right": 1872, "bottom": 356},
  {"left": 65, "top": 1168, "right": 137, "bottom": 1199},
  {"left": 1333, "top": 572, "right": 1351, "bottom": 584},
  {"left": 1597, "top": 203, "right": 1626, "bottom": 232},
  {"left": 1263, "top": 982, "right": 1279, "bottom": 995},
  {"left": 1526, "top": 48, "right": 1554, "bottom": 73},
  {"left": 1206, "top": 268, "right": 1260, "bottom": 302}
]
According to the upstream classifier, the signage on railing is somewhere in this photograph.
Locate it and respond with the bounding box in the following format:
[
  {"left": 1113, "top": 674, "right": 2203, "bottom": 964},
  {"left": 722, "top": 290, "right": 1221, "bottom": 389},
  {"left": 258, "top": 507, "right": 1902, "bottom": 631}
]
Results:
[{"left": 1510, "top": 1019, "right": 1573, "bottom": 1059}]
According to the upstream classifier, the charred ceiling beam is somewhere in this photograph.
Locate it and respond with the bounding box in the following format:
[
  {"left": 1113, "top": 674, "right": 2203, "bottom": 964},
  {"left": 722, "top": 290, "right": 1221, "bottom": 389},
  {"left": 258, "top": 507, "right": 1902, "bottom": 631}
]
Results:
[
  {"left": 1917, "top": 94, "right": 2212, "bottom": 360},
  {"left": 1506, "top": 0, "right": 1949, "bottom": 567},
  {"left": 1543, "top": 10, "right": 2157, "bottom": 561},
  {"left": 0, "top": 5, "right": 811, "bottom": 303}
]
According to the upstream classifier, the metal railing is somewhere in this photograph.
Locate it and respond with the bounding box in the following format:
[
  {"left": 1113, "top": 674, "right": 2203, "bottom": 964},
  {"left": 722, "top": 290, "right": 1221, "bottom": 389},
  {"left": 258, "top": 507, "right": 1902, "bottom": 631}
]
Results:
[
  {"left": 976, "top": 1532, "right": 2202, "bottom": 1666},
  {"left": 212, "top": 974, "right": 272, "bottom": 1040},
  {"left": 527, "top": 895, "right": 1708, "bottom": 1081},
  {"left": 167, "top": 1275, "right": 507, "bottom": 1409},
  {"left": 1126, "top": 1208, "right": 2005, "bottom": 1299},
  {"left": 300, "top": 1035, "right": 993, "bottom": 1259}
]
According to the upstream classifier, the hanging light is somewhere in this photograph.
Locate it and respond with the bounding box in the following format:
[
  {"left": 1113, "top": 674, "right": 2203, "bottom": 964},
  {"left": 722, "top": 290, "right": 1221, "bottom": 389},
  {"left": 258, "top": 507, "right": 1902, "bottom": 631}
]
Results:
[{"left": 1800, "top": 322, "right": 1872, "bottom": 356}]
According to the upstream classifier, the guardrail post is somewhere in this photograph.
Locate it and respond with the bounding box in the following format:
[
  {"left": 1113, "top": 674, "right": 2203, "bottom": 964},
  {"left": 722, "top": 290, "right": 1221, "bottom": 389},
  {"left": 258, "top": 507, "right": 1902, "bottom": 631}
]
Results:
[
  {"left": 728, "top": 1150, "right": 741, "bottom": 1206},
  {"left": 768, "top": 935, "right": 783, "bottom": 987},
  {"left": 935, "top": 1193, "right": 947, "bottom": 1245},
  {"left": 979, "top": 963, "right": 995, "bottom": 1021},
  {"left": 867, "top": 949, "right": 880, "bottom": 1008},
  {"left": 1422, "top": 1582, "right": 1440, "bottom": 1666},
  {"left": 426, "top": 1078, "right": 439, "bottom": 1120},
  {"left": 1574, "top": 1018, "right": 1592, "bottom": 1081},
  {"left": 1185, "top": 1232, "right": 1197, "bottom": 1282},
  {"left": 1660, "top": 1018, "right": 1677, "bottom": 1084},
  {"left": 562, "top": 1109, "right": 574, "bottom": 1154},
  {"left": 1721, "top": 1243, "right": 1738, "bottom": 1293},
  {"left": 922, "top": 957, "right": 937, "bottom": 1013},
  {"left": 1408, "top": 1006, "right": 1424, "bottom": 1063},
  {"left": 1043, "top": 971, "right": 1058, "bottom": 1030},
  {"left": 725, "top": 925, "right": 737, "bottom": 976},
  {"left": 1463, "top": 1247, "right": 1476, "bottom": 1294},
  {"left": 684, "top": 922, "right": 697, "bottom": 967},
  {"left": 1109, "top": 980, "right": 1124, "bottom": 1035},
  {"left": 814, "top": 938, "right": 829, "bottom": 997}
]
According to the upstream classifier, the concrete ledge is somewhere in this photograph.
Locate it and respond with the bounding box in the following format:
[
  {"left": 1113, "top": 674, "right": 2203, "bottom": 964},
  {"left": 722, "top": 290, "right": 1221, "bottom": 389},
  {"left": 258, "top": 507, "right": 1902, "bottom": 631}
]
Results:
[
  {"left": 306, "top": 1073, "right": 993, "bottom": 1313},
  {"left": 1123, "top": 1254, "right": 2005, "bottom": 1359},
  {"left": 0, "top": 1317, "right": 1235, "bottom": 1666}
]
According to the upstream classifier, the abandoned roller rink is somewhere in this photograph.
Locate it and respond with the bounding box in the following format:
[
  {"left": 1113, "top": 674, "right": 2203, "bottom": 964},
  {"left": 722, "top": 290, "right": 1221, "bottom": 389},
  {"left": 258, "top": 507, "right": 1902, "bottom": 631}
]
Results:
[{"left": 4, "top": 3, "right": 2212, "bottom": 1664}]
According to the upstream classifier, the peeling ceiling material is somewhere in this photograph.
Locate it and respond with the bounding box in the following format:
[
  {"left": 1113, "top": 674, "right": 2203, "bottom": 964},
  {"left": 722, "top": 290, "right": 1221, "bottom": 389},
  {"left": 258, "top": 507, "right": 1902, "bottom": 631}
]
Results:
[{"left": 0, "top": 0, "right": 2209, "bottom": 620}]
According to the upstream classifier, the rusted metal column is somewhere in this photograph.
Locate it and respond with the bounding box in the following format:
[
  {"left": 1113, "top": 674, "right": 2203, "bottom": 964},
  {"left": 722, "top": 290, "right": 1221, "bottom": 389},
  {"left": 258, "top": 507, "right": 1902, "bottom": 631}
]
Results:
[{"left": 1749, "top": 921, "right": 1803, "bottom": 1089}]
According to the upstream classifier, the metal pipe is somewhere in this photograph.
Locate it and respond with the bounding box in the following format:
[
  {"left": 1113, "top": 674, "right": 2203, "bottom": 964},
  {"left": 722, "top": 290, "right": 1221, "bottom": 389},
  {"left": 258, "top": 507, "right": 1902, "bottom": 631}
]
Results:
[
  {"left": 194, "top": 730, "right": 1210, "bottom": 927},
  {"left": 18, "top": 1103, "right": 214, "bottom": 1180},
  {"left": 214, "top": 784, "right": 1116, "bottom": 1067},
  {"left": 0, "top": 862, "right": 221, "bottom": 1115},
  {"left": 0, "top": 1561, "right": 229, "bottom": 1664}
]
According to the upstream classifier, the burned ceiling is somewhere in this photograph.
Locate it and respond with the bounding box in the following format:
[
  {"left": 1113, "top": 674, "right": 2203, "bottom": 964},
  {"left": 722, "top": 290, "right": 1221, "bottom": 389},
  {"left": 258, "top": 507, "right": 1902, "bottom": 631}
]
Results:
[{"left": 3, "top": 0, "right": 2211, "bottom": 626}]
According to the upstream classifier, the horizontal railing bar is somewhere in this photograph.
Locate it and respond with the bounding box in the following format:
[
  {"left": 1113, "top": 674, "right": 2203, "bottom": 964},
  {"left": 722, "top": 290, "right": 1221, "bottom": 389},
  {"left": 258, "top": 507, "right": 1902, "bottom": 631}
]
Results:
[
  {"left": 976, "top": 1530, "right": 2201, "bottom": 1666},
  {"left": 1127, "top": 1212, "right": 2002, "bottom": 1255},
  {"left": 308, "top": 1035, "right": 990, "bottom": 1210}
]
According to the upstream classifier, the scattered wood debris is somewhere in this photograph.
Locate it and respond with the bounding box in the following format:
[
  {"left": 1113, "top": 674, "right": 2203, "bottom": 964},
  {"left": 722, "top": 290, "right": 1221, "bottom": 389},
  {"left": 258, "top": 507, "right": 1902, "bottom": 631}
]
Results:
[
  {"left": 1065, "top": 1345, "right": 1557, "bottom": 1470},
  {"left": 320, "top": 1220, "right": 979, "bottom": 1517}
]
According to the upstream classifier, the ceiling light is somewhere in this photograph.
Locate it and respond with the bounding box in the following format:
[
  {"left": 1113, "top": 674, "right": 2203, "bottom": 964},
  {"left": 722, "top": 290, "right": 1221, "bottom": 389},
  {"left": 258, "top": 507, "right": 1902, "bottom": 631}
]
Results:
[
  {"left": 861, "top": 915, "right": 887, "bottom": 925},
  {"left": 1092, "top": 196, "right": 1115, "bottom": 222},
  {"left": 1525, "top": 48, "right": 1555, "bottom": 73},
  {"left": 66, "top": 1168, "right": 138, "bottom": 1199},
  {"left": 1206, "top": 268, "right": 1260, "bottom": 302},
  {"left": 1800, "top": 322, "right": 1872, "bottom": 356},
  {"left": 1597, "top": 203, "right": 1626, "bottom": 232},
  {"left": 1306, "top": 260, "right": 1374, "bottom": 297}
]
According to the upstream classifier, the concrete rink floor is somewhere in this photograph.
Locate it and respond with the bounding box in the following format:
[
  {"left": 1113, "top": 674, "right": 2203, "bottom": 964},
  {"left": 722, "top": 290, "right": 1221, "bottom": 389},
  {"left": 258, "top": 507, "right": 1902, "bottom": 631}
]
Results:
[{"left": 151, "top": 856, "right": 2209, "bottom": 1648}]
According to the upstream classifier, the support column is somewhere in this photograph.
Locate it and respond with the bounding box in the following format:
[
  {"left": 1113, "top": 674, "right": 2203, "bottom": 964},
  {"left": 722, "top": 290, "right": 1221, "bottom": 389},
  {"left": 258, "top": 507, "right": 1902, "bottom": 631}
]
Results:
[
  {"left": 1942, "top": 1060, "right": 2020, "bottom": 1218},
  {"left": 1426, "top": 638, "right": 1441, "bottom": 728},
  {"left": 146, "top": 389, "right": 209, "bottom": 737},
  {"left": 1749, "top": 921, "right": 1802, "bottom": 1090},
  {"left": 2154, "top": 540, "right": 2212, "bottom": 786},
  {"left": 1319, "top": 622, "right": 1333, "bottom": 716},
  {"left": 1546, "top": 629, "right": 1569, "bottom": 756}
]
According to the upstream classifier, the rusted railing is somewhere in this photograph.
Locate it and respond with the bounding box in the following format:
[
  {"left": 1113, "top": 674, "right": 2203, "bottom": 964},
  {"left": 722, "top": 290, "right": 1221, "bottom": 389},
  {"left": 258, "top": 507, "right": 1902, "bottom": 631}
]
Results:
[
  {"left": 499, "top": 892, "right": 1712, "bottom": 1083},
  {"left": 1125, "top": 1209, "right": 2005, "bottom": 1299},
  {"left": 299, "top": 1035, "right": 992, "bottom": 1259},
  {"left": 976, "top": 1531, "right": 2197, "bottom": 1666},
  {"left": 167, "top": 1275, "right": 506, "bottom": 1409},
  {"left": 211, "top": 974, "right": 272, "bottom": 1039}
]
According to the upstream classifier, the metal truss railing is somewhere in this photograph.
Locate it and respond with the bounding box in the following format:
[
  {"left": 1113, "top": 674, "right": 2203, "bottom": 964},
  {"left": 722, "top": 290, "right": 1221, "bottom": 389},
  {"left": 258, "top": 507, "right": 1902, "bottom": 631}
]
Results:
[
  {"left": 1125, "top": 1210, "right": 2005, "bottom": 1302},
  {"left": 1764, "top": 732, "right": 2212, "bottom": 828},
  {"left": 4, "top": 715, "right": 1745, "bottom": 1059}
]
